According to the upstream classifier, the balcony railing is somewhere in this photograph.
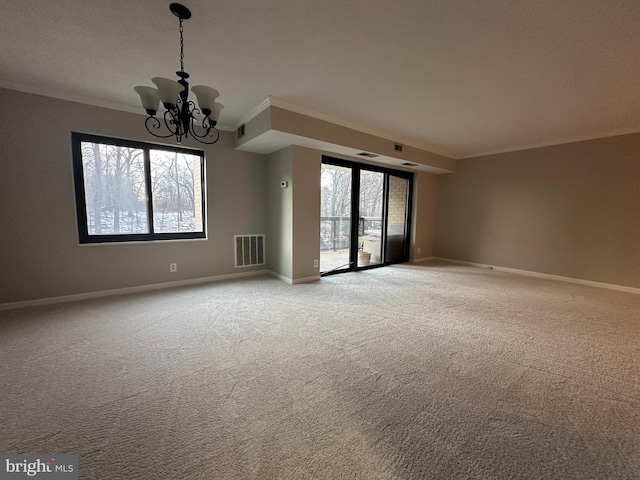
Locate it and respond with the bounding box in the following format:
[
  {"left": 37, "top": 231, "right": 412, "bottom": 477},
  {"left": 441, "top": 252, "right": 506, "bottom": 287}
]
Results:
[{"left": 320, "top": 216, "right": 382, "bottom": 252}]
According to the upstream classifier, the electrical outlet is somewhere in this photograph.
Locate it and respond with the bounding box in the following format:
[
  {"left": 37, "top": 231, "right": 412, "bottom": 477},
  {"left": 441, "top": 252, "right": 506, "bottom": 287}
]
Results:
[
  {"left": 314, "top": 259, "right": 319, "bottom": 268},
  {"left": 170, "top": 263, "right": 177, "bottom": 272}
]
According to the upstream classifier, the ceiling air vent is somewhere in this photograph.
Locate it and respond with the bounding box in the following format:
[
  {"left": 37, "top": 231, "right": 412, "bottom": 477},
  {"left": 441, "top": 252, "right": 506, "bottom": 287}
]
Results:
[
  {"left": 394, "top": 144, "right": 403, "bottom": 152},
  {"left": 237, "top": 124, "right": 246, "bottom": 138},
  {"left": 356, "top": 152, "right": 378, "bottom": 158},
  {"left": 402, "top": 162, "right": 419, "bottom": 167}
]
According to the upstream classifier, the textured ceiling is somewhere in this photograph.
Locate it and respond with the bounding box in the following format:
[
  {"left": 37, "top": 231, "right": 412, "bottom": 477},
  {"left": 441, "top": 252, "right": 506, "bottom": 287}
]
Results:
[{"left": 2, "top": 0, "right": 640, "bottom": 158}]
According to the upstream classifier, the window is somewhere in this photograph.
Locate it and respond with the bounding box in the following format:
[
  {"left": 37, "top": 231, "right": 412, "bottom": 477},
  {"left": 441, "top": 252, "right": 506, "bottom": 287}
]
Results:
[{"left": 72, "top": 133, "right": 206, "bottom": 243}]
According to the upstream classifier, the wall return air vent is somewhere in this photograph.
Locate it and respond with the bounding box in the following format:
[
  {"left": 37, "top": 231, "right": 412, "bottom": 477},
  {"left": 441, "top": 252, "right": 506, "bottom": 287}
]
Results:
[{"left": 234, "top": 234, "right": 265, "bottom": 267}]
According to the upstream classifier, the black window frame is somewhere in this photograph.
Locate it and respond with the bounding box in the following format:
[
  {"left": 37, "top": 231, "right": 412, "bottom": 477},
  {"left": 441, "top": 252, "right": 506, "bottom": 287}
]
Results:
[{"left": 72, "top": 132, "right": 206, "bottom": 244}]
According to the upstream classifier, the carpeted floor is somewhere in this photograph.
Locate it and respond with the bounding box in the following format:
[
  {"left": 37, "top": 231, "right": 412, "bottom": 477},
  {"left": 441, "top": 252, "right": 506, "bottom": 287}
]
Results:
[{"left": 1, "top": 261, "right": 638, "bottom": 479}]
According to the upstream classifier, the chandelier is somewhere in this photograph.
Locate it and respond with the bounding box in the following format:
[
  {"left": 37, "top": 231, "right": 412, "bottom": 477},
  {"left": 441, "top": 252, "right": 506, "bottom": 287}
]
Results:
[{"left": 134, "top": 3, "right": 223, "bottom": 144}]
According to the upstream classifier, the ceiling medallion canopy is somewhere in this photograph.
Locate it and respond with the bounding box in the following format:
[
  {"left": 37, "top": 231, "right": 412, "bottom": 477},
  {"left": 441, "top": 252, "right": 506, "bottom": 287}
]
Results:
[{"left": 134, "top": 3, "right": 223, "bottom": 144}]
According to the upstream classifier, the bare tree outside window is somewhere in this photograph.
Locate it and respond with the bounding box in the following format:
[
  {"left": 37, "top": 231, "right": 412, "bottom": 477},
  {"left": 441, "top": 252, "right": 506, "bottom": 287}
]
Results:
[
  {"left": 320, "top": 166, "right": 352, "bottom": 252},
  {"left": 150, "top": 150, "right": 202, "bottom": 233},
  {"left": 73, "top": 133, "right": 205, "bottom": 243},
  {"left": 321, "top": 167, "right": 351, "bottom": 218},
  {"left": 359, "top": 170, "right": 384, "bottom": 219},
  {"left": 80, "top": 142, "right": 147, "bottom": 235}
]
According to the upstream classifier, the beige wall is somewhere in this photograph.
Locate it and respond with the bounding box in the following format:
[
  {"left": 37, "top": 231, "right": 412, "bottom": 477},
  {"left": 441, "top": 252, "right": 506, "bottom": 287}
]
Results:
[
  {"left": 266, "top": 147, "right": 293, "bottom": 279},
  {"left": 433, "top": 133, "right": 640, "bottom": 289},
  {"left": 291, "top": 146, "right": 321, "bottom": 281},
  {"left": 411, "top": 172, "right": 438, "bottom": 260},
  {"left": 266, "top": 146, "right": 321, "bottom": 282},
  {"left": 0, "top": 88, "right": 268, "bottom": 304}
]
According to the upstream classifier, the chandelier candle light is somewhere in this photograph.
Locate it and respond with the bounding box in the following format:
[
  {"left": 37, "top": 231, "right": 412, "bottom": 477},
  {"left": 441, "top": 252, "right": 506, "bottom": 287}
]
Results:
[{"left": 134, "top": 3, "right": 223, "bottom": 144}]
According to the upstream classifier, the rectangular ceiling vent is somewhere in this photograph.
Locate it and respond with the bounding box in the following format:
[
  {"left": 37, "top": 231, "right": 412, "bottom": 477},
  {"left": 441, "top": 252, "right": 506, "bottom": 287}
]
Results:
[
  {"left": 357, "top": 152, "right": 378, "bottom": 158},
  {"left": 402, "top": 162, "right": 419, "bottom": 167},
  {"left": 235, "top": 234, "right": 265, "bottom": 268},
  {"left": 237, "top": 124, "right": 246, "bottom": 138}
]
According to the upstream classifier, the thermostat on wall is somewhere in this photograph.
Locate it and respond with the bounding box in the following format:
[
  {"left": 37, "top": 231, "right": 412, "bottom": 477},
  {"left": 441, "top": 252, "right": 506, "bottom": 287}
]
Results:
[{"left": 280, "top": 180, "right": 289, "bottom": 188}]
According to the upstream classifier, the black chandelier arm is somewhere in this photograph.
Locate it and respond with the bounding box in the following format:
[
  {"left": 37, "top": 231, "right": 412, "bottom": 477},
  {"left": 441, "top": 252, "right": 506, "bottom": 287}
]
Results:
[
  {"left": 143, "top": 115, "right": 176, "bottom": 139},
  {"left": 181, "top": 104, "right": 219, "bottom": 144},
  {"left": 201, "top": 115, "right": 217, "bottom": 130},
  {"left": 143, "top": 111, "right": 219, "bottom": 144},
  {"left": 189, "top": 117, "right": 220, "bottom": 144}
]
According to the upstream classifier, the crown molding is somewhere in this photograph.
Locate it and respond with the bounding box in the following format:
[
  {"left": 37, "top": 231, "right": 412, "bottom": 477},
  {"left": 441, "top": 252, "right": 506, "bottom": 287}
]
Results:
[
  {"left": 236, "top": 95, "right": 456, "bottom": 159},
  {"left": 0, "top": 83, "right": 234, "bottom": 131},
  {"left": 0, "top": 82, "right": 143, "bottom": 114},
  {"left": 268, "top": 96, "right": 456, "bottom": 158},
  {"left": 238, "top": 96, "right": 640, "bottom": 160},
  {"left": 458, "top": 126, "right": 640, "bottom": 159},
  {"left": 8, "top": 82, "right": 639, "bottom": 157},
  {"left": 233, "top": 97, "right": 272, "bottom": 130}
]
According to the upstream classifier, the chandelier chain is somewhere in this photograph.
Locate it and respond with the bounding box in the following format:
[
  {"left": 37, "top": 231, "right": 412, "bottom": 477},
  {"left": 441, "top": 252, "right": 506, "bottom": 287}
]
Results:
[{"left": 179, "top": 17, "right": 185, "bottom": 74}]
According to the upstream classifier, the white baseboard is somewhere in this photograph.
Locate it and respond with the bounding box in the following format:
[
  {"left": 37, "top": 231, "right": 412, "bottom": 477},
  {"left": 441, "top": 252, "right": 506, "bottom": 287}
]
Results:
[
  {"left": 433, "top": 257, "right": 640, "bottom": 295},
  {"left": 0, "top": 270, "right": 270, "bottom": 311},
  {"left": 292, "top": 275, "right": 321, "bottom": 284},
  {"left": 9, "top": 257, "right": 634, "bottom": 310},
  {"left": 267, "top": 271, "right": 321, "bottom": 285},
  {"left": 411, "top": 256, "right": 434, "bottom": 264},
  {"left": 268, "top": 271, "right": 293, "bottom": 284}
]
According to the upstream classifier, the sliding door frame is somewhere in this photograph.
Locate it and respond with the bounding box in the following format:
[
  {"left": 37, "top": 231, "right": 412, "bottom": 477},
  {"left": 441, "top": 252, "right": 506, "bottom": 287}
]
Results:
[{"left": 321, "top": 156, "right": 413, "bottom": 275}]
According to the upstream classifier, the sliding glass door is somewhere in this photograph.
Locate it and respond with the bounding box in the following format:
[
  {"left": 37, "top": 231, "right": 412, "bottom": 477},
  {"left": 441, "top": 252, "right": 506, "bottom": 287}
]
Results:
[
  {"left": 320, "top": 164, "right": 352, "bottom": 273},
  {"left": 385, "top": 175, "right": 410, "bottom": 263},
  {"left": 358, "top": 169, "right": 384, "bottom": 267},
  {"left": 320, "top": 157, "right": 412, "bottom": 275}
]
